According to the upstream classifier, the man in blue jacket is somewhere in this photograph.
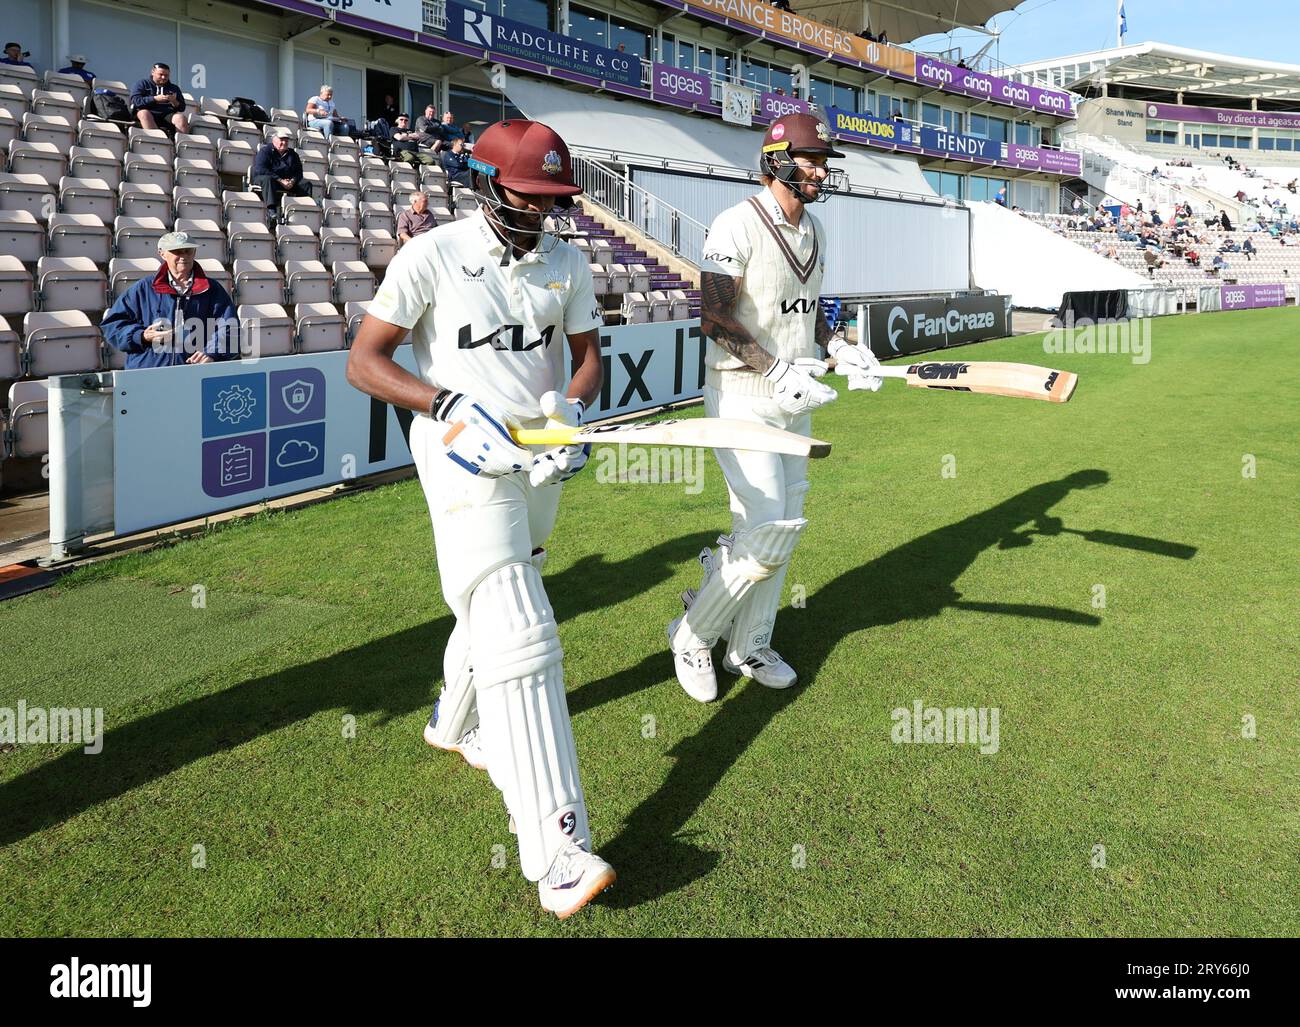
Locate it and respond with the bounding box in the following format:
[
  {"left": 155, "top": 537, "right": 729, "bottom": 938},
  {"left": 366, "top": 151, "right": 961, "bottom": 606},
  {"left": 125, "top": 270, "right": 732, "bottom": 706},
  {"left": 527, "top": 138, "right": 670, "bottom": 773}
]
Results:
[
  {"left": 252, "top": 127, "right": 311, "bottom": 220},
  {"left": 58, "top": 54, "right": 95, "bottom": 84},
  {"left": 102, "top": 232, "right": 240, "bottom": 368},
  {"left": 130, "top": 62, "right": 189, "bottom": 134}
]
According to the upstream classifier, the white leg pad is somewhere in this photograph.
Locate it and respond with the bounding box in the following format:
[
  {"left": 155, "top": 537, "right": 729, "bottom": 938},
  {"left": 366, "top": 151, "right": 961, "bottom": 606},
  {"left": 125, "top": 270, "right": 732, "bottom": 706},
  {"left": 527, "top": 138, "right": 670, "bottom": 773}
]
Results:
[
  {"left": 673, "top": 518, "right": 807, "bottom": 650},
  {"left": 429, "top": 548, "right": 548, "bottom": 748},
  {"left": 470, "top": 561, "right": 588, "bottom": 882},
  {"left": 727, "top": 481, "right": 809, "bottom": 662}
]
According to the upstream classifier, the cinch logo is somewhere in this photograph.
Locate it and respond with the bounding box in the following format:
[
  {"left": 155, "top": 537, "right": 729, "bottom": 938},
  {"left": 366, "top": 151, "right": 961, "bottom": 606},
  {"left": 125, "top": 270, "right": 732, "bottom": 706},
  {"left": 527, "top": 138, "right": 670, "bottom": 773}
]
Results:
[
  {"left": 962, "top": 74, "right": 992, "bottom": 96},
  {"left": 1038, "top": 93, "right": 1070, "bottom": 112},
  {"left": 780, "top": 298, "right": 816, "bottom": 314},
  {"left": 658, "top": 70, "right": 704, "bottom": 97}
]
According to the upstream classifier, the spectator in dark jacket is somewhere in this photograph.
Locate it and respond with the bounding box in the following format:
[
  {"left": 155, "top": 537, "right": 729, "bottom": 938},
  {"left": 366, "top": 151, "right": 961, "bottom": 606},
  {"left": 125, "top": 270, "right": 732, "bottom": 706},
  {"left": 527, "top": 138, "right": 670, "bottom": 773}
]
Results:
[
  {"left": 391, "top": 114, "right": 436, "bottom": 165},
  {"left": 1, "top": 42, "right": 35, "bottom": 70},
  {"left": 102, "top": 232, "right": 240, "bottom": 368},
  {"left": 252, "top": 128, "right": 311, "bottom": 219},
  {"left": 433, "top": 110, "right": 466, "bottom": 152},
  {"left": 130, "top": 62, "right": 189, "bottom": 134},
  {"left": 440, "top": 137, "right": 472, "bottom": 186},
  {"left": 413, "top": 104, "right": 441, "bottom": 146},
  {"left": 1219, "top": 209, "right": 1233, "bottom": 231},
  {"left": 58, "top": 54, "right": 95, "bottom": 83}
]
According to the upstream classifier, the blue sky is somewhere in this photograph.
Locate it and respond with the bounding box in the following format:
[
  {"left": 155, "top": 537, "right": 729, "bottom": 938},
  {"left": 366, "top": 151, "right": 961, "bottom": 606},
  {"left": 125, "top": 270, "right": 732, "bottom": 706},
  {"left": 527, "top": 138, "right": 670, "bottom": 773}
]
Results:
[{"left": 908, "top": 1, "right": 1300, "bottom": 71}]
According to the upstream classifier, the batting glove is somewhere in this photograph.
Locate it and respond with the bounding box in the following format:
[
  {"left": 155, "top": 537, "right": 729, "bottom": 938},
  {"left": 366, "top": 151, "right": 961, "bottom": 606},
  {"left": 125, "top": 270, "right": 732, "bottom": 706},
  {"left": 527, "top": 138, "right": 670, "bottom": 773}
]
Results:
[
  {"left": 828, "top": 339, "right": 884, "bottom": 392},
  {"left": 529, "top": 390, "right": 591, "bottom": 488},
  {"left": 765, "top": 358, "right": 838, "bottom": 415},
  {"left": 431, "top": 390, "right": 533, "bottom": 477}
]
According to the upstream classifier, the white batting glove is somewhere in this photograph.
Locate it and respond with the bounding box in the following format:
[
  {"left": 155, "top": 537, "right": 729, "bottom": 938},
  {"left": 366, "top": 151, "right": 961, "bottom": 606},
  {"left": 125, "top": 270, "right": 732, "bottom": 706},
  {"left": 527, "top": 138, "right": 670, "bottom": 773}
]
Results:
[
  {"left": 792, "top": 357, "right": 830, "bottom": 378},
  {"left": 765, "top": 357, "right": 838, "bottom": 415},
  {"left": 529, "top": 390, "right": 590, "bottom": 488},
  {"left": 431, "top": 390, "right": 532, "bottom": 477},
  {"left": 829, "top": 338, "right": 884, "bottom": 393}
]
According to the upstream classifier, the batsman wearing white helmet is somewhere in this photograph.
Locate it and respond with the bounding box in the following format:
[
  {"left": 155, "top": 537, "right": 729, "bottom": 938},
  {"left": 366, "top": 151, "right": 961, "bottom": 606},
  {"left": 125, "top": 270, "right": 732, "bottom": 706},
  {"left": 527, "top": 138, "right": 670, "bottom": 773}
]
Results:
[
  {"left": 668, "top": 112, "right": 884, "bottom": 702},
  {"left": 346, "top": 119, "right": 615, "bottom": 918}
]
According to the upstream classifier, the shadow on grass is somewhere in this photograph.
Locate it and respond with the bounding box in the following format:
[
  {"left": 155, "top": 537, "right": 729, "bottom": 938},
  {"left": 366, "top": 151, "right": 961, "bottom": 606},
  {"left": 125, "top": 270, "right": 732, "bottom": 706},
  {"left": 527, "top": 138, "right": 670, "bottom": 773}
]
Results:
[
  {"left": 0, "top": 533, "right": 713, "bottom": 849},
  {"left": 592, "top": 469, "right": 1200, "bottom": 909}
]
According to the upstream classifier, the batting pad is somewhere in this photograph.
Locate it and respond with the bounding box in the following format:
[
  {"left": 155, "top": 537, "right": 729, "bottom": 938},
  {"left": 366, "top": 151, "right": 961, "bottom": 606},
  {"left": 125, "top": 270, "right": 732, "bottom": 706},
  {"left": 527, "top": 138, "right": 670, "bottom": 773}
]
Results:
[
  {"left": 470, "top": 561, "right": 588, "bottom": 881},
  {"left": 673, "top": 518, "right": 807, "bottom": 650},
  {"left": 728, "top": 481, "right": 810, "bottom": 662},
  {"left": 429, "top": 549, "right": 547, "bottom": 749}
]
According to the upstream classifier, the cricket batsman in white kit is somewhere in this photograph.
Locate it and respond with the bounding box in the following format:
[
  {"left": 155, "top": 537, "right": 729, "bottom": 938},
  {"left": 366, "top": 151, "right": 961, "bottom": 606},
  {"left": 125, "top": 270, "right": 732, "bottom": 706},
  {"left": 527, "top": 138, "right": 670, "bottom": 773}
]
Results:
[
  {"left": 669, "top": 112, "right": 884, "bottom": 702},
  {"left": 346, "top": 119, "right": 615, "bottom": 918}
]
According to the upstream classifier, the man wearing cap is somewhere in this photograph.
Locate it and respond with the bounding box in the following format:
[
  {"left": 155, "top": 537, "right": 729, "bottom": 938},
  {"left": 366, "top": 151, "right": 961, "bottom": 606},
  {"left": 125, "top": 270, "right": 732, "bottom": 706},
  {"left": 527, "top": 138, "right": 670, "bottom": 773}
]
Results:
[
  {"left": 390, "top": 113, "right": 437, "bottom": 166},
  {"left": 346, "top": 119, "right": 614, "bottom": 919},
  {"left": 102, "top": 232, "right": 240, "bottom": 369},
  {"left": 1, "top": 43, "right": 35, "bottom": 70},
  {"left": 667, "top": 112, "right": 883, "bottom": 702},
  {"left": 252, "top": 128, "right": 310, "bottom": 221},
  {"left": 59, "top": 55, "right": 95, "bottom": 84}
]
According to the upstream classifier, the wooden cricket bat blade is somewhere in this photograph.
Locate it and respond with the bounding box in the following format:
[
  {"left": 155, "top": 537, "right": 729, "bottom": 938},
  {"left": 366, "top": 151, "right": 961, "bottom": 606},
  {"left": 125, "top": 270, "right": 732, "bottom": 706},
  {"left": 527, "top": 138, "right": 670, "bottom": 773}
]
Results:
[
  {"left": 512, "top": 417, "right": 831, "bottom": 458},
  {"left": 876, "top": 361, "right": 1077, "bottom": 402}
]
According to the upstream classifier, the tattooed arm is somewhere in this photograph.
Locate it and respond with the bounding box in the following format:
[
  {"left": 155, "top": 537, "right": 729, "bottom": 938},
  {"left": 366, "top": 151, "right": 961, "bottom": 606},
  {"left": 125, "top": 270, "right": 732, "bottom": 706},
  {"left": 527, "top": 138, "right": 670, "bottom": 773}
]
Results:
[
  {"left": 700, "top": 271, "right": 776, "bottom": 373},
  {"left": 813, "top": 311, "right": 841, "bottom": 358}
]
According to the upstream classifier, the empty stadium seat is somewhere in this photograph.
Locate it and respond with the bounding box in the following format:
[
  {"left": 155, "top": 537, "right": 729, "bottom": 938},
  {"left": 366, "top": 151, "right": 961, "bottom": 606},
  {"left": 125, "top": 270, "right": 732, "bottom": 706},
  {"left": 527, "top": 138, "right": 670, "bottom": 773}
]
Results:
[
  {"left": 300, "top": 153, "right": 328, "bottom": 184},
  {"left": 320, "top": 227, "right": 360, "bottom": 264},
  {"left": 0, "top": 255, "right": 34, "bottom": 316},
  {"left": 237, "top": 303, "right": 294, "bottom": 357},
  {"left": 175, "top": 158, "right": 220, "bottom": 194},
  {"left": 108, "top": 257, "right": 158, "bottom": 300},
  {"left": 344, "top": 300, "right": 369, "bottom": 341},
  {"left": 295, "top": 302, "right": 346, "bottom": 352},
  {"left": 282, "top": 195, "right": 323, "bottom": 233},
  {"left": 270, "top": 108, "right": 302, "bottom": 131},
  {"left": 0, "top": 209, "right": 46, "bottom": 262},
  {"left": 277, "top": 224, "right": 319, "bottom": 262},
  {"left": 233, "top": 259, "right": 284, "bottom": 305},
  {"left": 173, "top": 218, "right": 227, "bottom": 262},
  {"left": 224, "top": 189, "right": 266, "bottom": 226},
  {"left": 77, "top": 120, "right": 126, "bottom": 161},
  {"left": 360, "top": 229, "right": 397, "bottom": 268},
  {"left": 171, "top": 185, "right": 218, "bottom": 224},
  {"left": 226, "top": 120, "right": 262, "bottom": 148},
  {"left": 188, "top": 113, "right": 226, "bottom": 149},
  {"left": 0, "top": 110, "right": 18, "bottom": 154},
  {"left": 23, "top": 310, "right": 102, "bottom": 375},
  {"left": 228, "top": 220, "right": 274, "bottom": 261},
  {"left": 606, "top": 264, "right": 631, "bottom": 293},
  {"left": 0, "top": 171, "right": 54, "bottom": 221},
  {"left": 69, "top": 146, "right": 121, "bottom": 189},
  {"left": 0, "top": 63, "right": 39, "bottom": 99},
  {"left": 113, "top": 215, "right": 168, "bottom": 259},
  {"left": 589, "top": 262, "right": 609, "bottom": 296},
  {"left": 128, "top": 126, "right": 173, "bottom": 161},
  {"left": 175, "top": 132, "right": 216, "bottom": 164},
  {"left": 30, "top": 89, "right": 79, "bottom": 123},
  {"left": 59, "top": 176, "right": 115, "bottom": 222},
  {"left": 125, "top": 152, "right": 173, "bottom": 190},
  {"left": 297, "top": 130, "right": 327, "bottom": 159},
  {"left": 22, "top": 112, "right": 76, "bottom": 150},
  {"left": 621, "top": 292, "right": 650, "bottom": 324},
  {"left": 452, "top": 188, "right": 477, "bottom": 215},
  {"left": 360, "top": 202, "right": 395, "bottom": 234},
  {"left": 648, "top": 291, "right": 672, "bottom": 322},
  {"left": 326, "top": 175, "right": 359, "bottom": 207},
  {"left": 9, "top": 140, "right": 66, "bottom": 184},
  {"left": 36, "top": 256, "right": 107, "bottom": 313},
  {"left": 628, "top": 263, "right": 651, "bottom": 293},
  {"left": 328, "top": 135, "right": 360, "bottom": 158},
  {"left": 360, "top": 178, "right": 390, "bottom": 205},
  {"left": 199, "top": 96, "right": 231, "bottom": 121},
  {"left": 591, "top": 239, "right": 614, "bottom": 266},
  {"left": 6, "top": 379, "right": 48, "bottom": 458},
  {"left": 332, "top": 261, "right": 375, "bottom": 304},
  {"left": 283, "top": 260, "right": 332, "bottom": 305},
  {"left": 43, "top": 72, "right": 91, "bottom": 106},
  {"left": 121, "top": 182, "right": 174, "bottom": 224},
  {"left": 0, "top": 314, "right": 19, "bottom": 378},
  {"left": 668, "top": 289, "right": 691, "bottom": 320},
  {"left": 218, "top": 138, "right": 255, "bottom": 176},
  {"left": 199, "top": 259, "right": 233, "bottom": 296},
  {"left": 360, "top": 155, "right": 389, "bottom": 181},
  {"left": 48, "top": 212, "right": 111, "bottom": 262},
  {"left": 0, "top": 83, "right": 30, "bottom": 120},
  {"left": 321, "top": 199, "right": 358, "bottom": 232}
]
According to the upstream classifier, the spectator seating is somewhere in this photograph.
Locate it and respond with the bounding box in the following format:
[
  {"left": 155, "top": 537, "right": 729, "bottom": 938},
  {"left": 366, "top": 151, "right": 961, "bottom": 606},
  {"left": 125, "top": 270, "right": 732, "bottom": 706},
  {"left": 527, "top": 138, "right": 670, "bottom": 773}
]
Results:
[
  {"left": 295, "top": 302, "right": 346, "bottom": 352},
  {"left": 238, "top": 303, "right": 294, "bottom": 357},
  {"left": 60, "top": 176, "right": 115, "bottom": 222},
  {"left": 23, "top": 310, "right": 102, "bottom": 375},
  {"left": 36, "top": 256, "right": 107, "bottom": 313},
  {"left": 0, "top": 210, "right": 45, "bottom": 262},
  {"left": 121, "top": 182, "right": 172, "bottom": 222}
]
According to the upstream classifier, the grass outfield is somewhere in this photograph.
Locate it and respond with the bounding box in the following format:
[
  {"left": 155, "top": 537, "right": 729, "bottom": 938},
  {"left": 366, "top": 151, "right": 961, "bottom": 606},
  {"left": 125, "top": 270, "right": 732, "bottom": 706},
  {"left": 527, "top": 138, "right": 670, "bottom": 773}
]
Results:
[{"left": 1, "top": 308, "right": 1296, "bottom": 937}]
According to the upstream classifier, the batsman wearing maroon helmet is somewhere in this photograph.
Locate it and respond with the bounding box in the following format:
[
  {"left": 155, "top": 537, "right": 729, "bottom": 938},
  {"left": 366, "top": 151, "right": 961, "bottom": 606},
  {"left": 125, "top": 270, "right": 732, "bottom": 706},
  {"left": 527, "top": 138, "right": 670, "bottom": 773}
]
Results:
[{"left": 347, "top": 119, "right": 615, "bottom": 918}]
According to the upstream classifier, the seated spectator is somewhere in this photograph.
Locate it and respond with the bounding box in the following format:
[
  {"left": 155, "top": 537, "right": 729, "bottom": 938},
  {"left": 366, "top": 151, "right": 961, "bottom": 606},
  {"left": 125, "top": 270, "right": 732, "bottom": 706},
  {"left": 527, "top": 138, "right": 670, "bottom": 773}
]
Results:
[
  {"left": 377, "top": 93, "right": 400, "bottom": 127},
  {"left": 857, "top": 29, "right": 876, "bottom": 41},
  {"left": 1288, "top": 178, "right": 1297, "bottom": 194},
  {"left": 994, "top": 186, "right": 1007, "bottom": 207},
  {"left": 58, "top": 54, "right": 95, "bottom": 83},
  {"left": 391, "top": 113, "right": 436, "bottom": 166},
  {"left": 1242, "top": 238, "right": 1255, "bottom": 260},
  {"left": 397, "top": 191, "right": 436, "bottom": 247},
  {"left": 101, "top": 232, "right": 239, "bottom": 368},
  {"left": 130, "top": 62, "right": 189, "bottom": 134},
  {"left": 1219, "top": 209, "right": 1233, "bottom": 231},
  {"left": 441, "top": 136, "right": 472, "bottom": 187},
  {"left": 305, "top": 84, "right": 354, "bottom": 138},
  {"left": 434, "top": 110, "right": 467, "bottom": 152},
  {"left": 413, "top": 104, "right": 441, "bottom": 146},
  {"left": 957, "top": 59, "right": 970, "bottom": 70},
  {"left": 877, "top": 29, "right": 888, "bottom": 43},
  {"left": 253, "top": 127, "right": 311, "bottom": 222},
  {"left": 1, "top": 42, "right": 34, "bottom": 69},
  {"left": 1143, "top": 247, "right": 1164, "bottom": 275},
  {"left": 1211, "top": 254, "right": 1227, "bottom": 275},
  {"left": 1185, "top": 249, "right": 1200, "bottom": 267}
]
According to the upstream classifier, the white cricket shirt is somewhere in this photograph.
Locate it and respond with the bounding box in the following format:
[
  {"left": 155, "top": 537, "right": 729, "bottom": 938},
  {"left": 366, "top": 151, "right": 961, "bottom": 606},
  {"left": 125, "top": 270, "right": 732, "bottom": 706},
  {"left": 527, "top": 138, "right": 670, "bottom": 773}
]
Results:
[
  {"left": 367, "top": 208, "right": 602, "bottom": 422},
  {"left": 699, "top": 185, "right": 827, "bottom": 374}
]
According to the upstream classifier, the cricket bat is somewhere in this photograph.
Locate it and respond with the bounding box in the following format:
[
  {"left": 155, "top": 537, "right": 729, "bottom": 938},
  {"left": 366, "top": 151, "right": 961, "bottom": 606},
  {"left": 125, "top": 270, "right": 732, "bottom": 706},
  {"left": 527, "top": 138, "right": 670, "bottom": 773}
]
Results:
[
  {"left": 873, "top": 361, "right": 1078, "bottom": 403},
  {"left": 512, "top": 417, "right": 831, "bottom": 458}
]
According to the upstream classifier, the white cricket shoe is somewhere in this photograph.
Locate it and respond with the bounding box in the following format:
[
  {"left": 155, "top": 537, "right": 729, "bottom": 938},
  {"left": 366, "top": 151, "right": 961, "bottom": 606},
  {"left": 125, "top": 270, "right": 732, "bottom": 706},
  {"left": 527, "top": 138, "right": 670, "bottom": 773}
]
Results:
[
  {"left": 538, "top": 841, "right": 616, "bottom": 919},
  {"left": 668, "top": 616, "right": 718, "bottom": 703},
  {"left": 723, "top": 648, "right": 798, "bottom": 689},
  {"left": 423, "top": 714, "right": 488, "bottom": 771}
]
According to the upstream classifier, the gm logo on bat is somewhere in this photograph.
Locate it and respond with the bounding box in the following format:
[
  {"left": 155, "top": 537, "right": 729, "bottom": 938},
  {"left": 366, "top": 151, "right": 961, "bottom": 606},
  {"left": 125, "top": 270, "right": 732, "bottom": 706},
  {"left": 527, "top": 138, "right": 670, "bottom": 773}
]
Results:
[{"left": 908, "top": 362, "right": 968, "bottom": 380}]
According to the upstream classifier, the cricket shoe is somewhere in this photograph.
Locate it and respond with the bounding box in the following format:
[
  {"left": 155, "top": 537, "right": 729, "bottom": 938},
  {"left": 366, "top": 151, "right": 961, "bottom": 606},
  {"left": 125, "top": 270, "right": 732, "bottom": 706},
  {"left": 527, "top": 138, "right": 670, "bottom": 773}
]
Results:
[
  {"left": 538, "top": 841, "right": 616, "bottom": 920},
  {"left": 422, "top": 710, "right": 487, "bottom": 770},
  {"left": 668, "top": 616, "right": 718, "bottom": 703},
  {"left": 723, "top": 648, "right": 798, "bottom": 690}
]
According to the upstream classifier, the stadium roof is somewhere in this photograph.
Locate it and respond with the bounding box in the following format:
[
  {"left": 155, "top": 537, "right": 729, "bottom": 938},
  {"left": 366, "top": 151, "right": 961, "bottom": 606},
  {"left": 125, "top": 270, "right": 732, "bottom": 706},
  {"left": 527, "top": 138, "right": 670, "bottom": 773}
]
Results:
[
  {"left": 1010, "top": 42, "right": 1300, "bottom": 103},
  {"left": 792, "top": 0, "right": 1017, "bottom": 45}
]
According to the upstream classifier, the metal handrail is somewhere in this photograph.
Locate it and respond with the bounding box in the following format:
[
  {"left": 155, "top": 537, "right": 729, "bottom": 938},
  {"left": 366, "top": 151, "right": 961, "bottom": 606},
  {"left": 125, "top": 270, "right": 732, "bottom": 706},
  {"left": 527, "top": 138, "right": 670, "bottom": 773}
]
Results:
[{"left": 571, "top": 154, "right": 709, "bottom": 265}]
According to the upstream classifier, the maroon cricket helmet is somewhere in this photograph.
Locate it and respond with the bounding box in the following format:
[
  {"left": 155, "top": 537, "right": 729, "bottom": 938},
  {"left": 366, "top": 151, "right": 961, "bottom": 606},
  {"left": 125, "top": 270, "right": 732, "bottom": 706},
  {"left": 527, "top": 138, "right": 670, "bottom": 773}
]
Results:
[{"left": 467, "top": 119, "right": 582, "bottom": 197}]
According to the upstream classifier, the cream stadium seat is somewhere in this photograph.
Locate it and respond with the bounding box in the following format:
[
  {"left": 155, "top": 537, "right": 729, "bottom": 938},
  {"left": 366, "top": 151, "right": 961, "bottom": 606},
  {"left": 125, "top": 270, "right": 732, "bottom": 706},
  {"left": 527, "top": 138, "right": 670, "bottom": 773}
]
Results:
[
  {"left": 588, "top": 263, "right": 609, "bottom": 296},
  {"left": 228, "top": 220, "right": 275, "bottom": 261},
  {"left": 30, "top": 89, "right": 79, "bottom": 122},
  {"left": 188, "top": 113, "right": 226, "bottom": 149},
  {"left": 344, "top": 300, "right": 369, "bottom": 341},
  {"left": 171, "top": 185, "right": 219, "bottom": 225},
  {"left": 113, "top": 215, "right": 168, "bottom": 259},
  {"left": 199, "top": 96, "right": 231, "bottom": 121},
  {"left": 591, "top": 239, "right": 614, "bottom": 267},
  {"left": 175, "top": 158, "right": 220, "bottom": 194},
  {"left": 108, "top": 257, "right": 159, "bottom": 300},
  {"left": 223, "top": 189, "right": 266, "bottom": 226},
  {"left": 23, "top": 310, "right": 102, "bottom": 375},
  {"left": 389, "top": 166, "right": 418, "bottom": 193},
  {"left": 0, "top": 83, "right": 31, "bottom": 120},
  {"left": 295, "top": 302, "right": 346, "bottom": 352},
  {"left": 320, "top": 227, "right": 360, "bottom": 264},
  {"left": 6, "top": 380, "right": 48, "bottom": 459},
  {"left": 0, "top": 209, "right": 46, "bottom": 262},
  {"left": 48, "top": 212, "right": 111, "bottom": 263},
  {"left": 300, "top": 152, "right": 328, "bottom": 184},
  {"left": 59, "top": 176, "right": 115, "bottom": 222},
  {"left": 0, "top": 315, "right": 19, "bottom": 378},
  {"left": 233, "top": 259, "right": 284, "bottom": 306},
  {"left": 283, "top": 260, "right": 332, "bottom": 304},
  {"left": 0, "top": 109, "right": 18, "bottom": 153},
  {"left": 128, "top": 126, "right": 173, "bottom": 160},
  {"left": 124, "top": 152, "right": 173, "bottom": 191},
  {"left": 321, "top": 199, "right": 358, "bottom": 232},
  {"left": 360, "top": 228, "right": 397, "bottom": 268},
  {"left": 296, "top": 130, "right": 328, "bottom": 159},
  {"left": 218, "top": 138, "right": 255, "bottom": 177},
  {"left": 332, "top": 261, "right": 375, "bottom": 304},
  {"left": 360, "top": 202, "right": 395, "bottom": 234},
  {"left": 281, "top": 195, "right": 323, "bottom": 233},
  {"left": 173, "top": 218, "right": 228, "bottom": 262},
  {"left": 174, "top": 132, "right": 217, "bottom": 165},
  {"left": 360, "top": 178, "right": 390, "bottom": 206},
  {"left": 199, "top": 259, "right": 233, "bottom": 296},
  {"left": 326, "top": 174, "right": 359, "bottom": 207},
  {"left": 328, "top": 135, "right": 360, "bottom": 158},
  {"left": 270, "top": 108, "right": 302, "bottom": 131},
  {"left": 225, "top": 120, "right": 262, "bottom": 149},
  {"left": 628, "top": 263, "right": 651, "bottom": 293},
  {"left": 36, "top": 256, "right": 107, "bottom": 313},
  {"left": 606, "top": 264, "right": 631, "bottom": 294},
  {"left": 648, "top": 291, "right": 672, "bottom": 322},
  {"left": 0, "top": 63, "right": 40, "bottom": 99},
  {"left": 0, "top": 255, "right": 35, "bottom": 316},
  {"left": 277, "top": 224, "right": 319, "bottom": 263},
  {"left": 9, "top": 140, "right": 67, "bottom": 184},
  {"left": 0, "top": 172, "right": 55, "bottom": 221},
  {"left": 668, "top": 289, "right": 691, "bottom": 320},
  {"left": 77, "top": 120, "right": 126, "bottom": 161},
  {"left": 120, "top": 182, "right": 174, "bottom": 224},
  {"left": 237, "top": 303, "right": 294, "bottom": 357},
  {"left": 620, "top": 292, "right": 650, "bottom": 324},
  {"left": 22, "top": 112, "right": 76, "bottom": 151}
]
